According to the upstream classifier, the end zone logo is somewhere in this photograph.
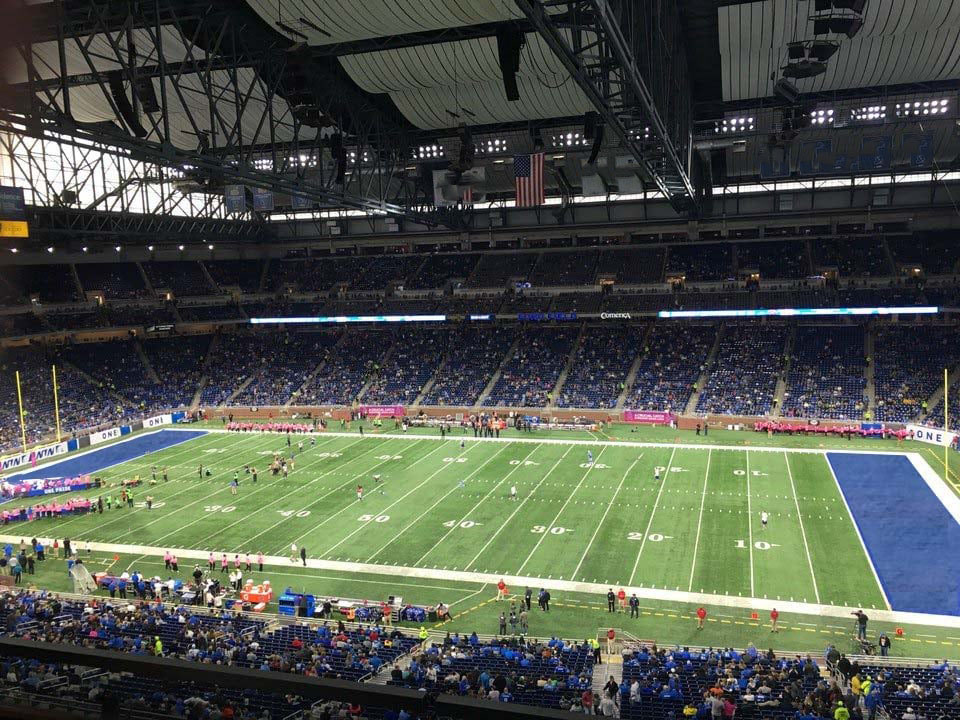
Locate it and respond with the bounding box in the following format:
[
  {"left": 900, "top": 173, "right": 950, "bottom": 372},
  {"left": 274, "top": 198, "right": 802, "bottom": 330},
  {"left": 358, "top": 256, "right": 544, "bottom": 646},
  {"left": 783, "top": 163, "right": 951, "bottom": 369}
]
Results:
[
  {"left": 601, "top": 312, "right": 632, "bottom": 320},
  {"left": 0, "top": 442, "right": 68, "bottom": 471}
]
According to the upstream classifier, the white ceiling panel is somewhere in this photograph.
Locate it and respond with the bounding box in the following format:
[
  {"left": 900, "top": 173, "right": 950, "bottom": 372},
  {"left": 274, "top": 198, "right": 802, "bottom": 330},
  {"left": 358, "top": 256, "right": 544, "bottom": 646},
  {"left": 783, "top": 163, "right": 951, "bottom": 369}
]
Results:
[
  {"left": 244, "top": 0, "right": 536, "bottom": 46},
  {"left": 391, "top": 75, "right": 593, "bottom": 130},
  {"left": 718, "top": 0, "right": 960, "bottom": 101},
  {"left": 339, "top": 32, "right": 568, "bottom": 93}
]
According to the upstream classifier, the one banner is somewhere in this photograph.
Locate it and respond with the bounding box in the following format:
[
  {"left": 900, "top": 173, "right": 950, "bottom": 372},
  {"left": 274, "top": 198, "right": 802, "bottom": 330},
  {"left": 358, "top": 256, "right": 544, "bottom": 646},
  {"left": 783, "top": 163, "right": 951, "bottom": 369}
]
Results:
[
  {"left": 144, "top": 413, "right": 173, "bottom": 429},
  {"left": 224, "top": 185, "right": 246, "bottom": 213},
  {"left": 623, "top": 410, "right": 675, "bottom": 425},
  {"left": 0, "top": 441, "right": 69, "bottom": 472},
  {"left": 252, "top": 186, "right": 274, "bottom": 212},
  {"left": 89, "top": 427, "right": 122, "bottom": 445},
  {"left": 514, "top": 152, "right": 545, "bottom": 207},
  {"left": 359, "top": 405, "right": 405, "bottom": 418},
  {"left": 907, "top": 424, "right": 958, "bottom": 447}
]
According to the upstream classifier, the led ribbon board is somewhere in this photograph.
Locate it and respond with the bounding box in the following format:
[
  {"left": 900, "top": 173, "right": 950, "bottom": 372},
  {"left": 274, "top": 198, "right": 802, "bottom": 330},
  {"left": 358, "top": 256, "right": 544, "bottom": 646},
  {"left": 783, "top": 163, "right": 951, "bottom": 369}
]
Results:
[
  {"left": 657, "top": 306, "right": 939, "bottom": 318},
  {"left": 250, "top": 315, "right": 447, "bottom": 324}
]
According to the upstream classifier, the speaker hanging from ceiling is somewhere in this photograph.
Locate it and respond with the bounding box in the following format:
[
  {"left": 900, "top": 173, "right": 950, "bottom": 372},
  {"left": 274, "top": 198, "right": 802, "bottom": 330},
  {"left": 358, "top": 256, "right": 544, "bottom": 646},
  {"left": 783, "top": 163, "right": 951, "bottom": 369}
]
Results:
[
  {"left": 496, "top": 27, "right": 524, "bottom": 102},
  {"left": 107, "top": 71, "right": 147, "bottom": 138}
]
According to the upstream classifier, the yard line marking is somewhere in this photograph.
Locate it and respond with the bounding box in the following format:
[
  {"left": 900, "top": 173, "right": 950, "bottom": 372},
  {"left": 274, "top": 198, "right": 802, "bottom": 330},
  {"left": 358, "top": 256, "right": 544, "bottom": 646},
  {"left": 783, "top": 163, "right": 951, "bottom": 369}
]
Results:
[
  {"left": 319, "top": 442, "right": 476, "bottom": 557},
  {"left": 687, "top": 448, "right": 712, "bottom": 592},
  {"left": 364, "top": 443, "right": 512, "bottom": 562},
  {"left": 746, "top": 450, "right": 755, "bottom": 598},
  {"left": 29, "top": 433, "right": 277, "bottom": 536},
  {"left": 823, "top": 454, "right": 892, "bottom": 610},
  {"left": 629, "top": 446, "right": 676, "bottom": 585},
  {"left": 516, "top": 446, "right": 608, "bottom": 576},
  {"left": 448, "top": 584, "right": 489, "bottom": 608},
  {"left": 273, "top": 440, "right": 445, "bottom": 553},
  {"left": 112, "top": 434, "right": 351, "bottom": 545},
  {"left": 195, "top": 436, "right": 382, "bottom": 549},
  {"left": 571, "top": 453, "right": 643, "bottom": 581},
  {"left": 785, "top": 451, "right": 821, "bottom": 604},
  {"left": 467, "top": 445, "right": 574, "bottom": 572},
  {"left": 414, "top": 444, "right": 542, "bottom": 566}
]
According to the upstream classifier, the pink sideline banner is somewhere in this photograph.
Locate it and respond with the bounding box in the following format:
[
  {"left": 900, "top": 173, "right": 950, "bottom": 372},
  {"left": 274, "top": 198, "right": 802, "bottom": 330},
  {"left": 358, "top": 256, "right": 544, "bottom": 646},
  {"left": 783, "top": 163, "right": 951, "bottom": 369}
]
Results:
[
  {"left": 623, "top": 410, "right": 674, "bottom": 425},
  {"left": 359, "top": 405, "right": 406, "bottom": 418}
]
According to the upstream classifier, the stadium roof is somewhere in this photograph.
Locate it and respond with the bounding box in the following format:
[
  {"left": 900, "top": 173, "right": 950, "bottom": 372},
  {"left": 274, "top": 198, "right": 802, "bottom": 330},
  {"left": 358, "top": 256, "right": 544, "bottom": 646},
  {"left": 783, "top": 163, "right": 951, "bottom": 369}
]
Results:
[{"left": 1, "top": 0, "right": 958, "bottom": 226}]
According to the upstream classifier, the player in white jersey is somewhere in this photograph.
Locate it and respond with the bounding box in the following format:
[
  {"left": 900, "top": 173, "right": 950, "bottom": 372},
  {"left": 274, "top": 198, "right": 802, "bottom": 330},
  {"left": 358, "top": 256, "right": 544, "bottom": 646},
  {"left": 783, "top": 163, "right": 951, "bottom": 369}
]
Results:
[
  {"left": 357, "top": 484, "right": 364, "bottom": 501},
  {"left": 760, "top": 511, "right": 769, "bottom": 529},
  {"left": 654, "top": 467, "right": 661, "bottom": 482},
  {"left": 510, "top": 485, "right": 518, "bottom": 500},
  {"left": 586, "top": 450, "right": 594, "bottom": 465}
]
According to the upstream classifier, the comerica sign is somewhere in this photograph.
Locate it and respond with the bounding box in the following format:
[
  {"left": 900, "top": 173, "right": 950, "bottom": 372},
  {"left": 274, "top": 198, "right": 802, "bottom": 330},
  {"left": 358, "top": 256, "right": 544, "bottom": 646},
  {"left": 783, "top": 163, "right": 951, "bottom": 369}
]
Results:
[{"left": 600, "top": 312, "right": 632, "bottom": 320}]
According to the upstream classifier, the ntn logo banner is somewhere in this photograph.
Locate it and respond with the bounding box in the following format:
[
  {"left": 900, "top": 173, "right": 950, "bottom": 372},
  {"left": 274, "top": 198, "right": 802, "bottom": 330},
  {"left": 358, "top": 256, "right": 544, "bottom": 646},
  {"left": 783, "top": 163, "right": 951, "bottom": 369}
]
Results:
[{"left": 0, "top": 442, "right": 68, "bottom": 472}]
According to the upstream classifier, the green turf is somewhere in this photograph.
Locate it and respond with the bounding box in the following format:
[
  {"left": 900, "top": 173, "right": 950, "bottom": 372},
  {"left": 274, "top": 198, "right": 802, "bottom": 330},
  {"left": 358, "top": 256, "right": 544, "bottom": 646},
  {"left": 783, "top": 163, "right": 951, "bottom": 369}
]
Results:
[{"left": 7, "top": 424, "right": 960, "bottom": 660}]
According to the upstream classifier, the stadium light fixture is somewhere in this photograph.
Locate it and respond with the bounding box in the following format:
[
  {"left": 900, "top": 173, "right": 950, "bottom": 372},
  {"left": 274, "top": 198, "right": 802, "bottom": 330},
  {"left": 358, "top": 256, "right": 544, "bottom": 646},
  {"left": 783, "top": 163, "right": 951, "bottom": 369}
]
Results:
[
  {"left": 716, "top": 117, "right": 755, "bottom": 133},
  {"left": 850, "top": 105, "right": 887, "bottom": 122},
  {"left": 895, "top": 99, "right": 949, "bottom": 117},
  {"left": 10, "top": 248, "right": 17, "bottom": 253},
  {"left": 81, "top": 246, "right": 88, "bottom": 253},
  {"left": 114, "top": 245, "right": 122, "bottom": 252},
  {"left": 628, "top": 127, "right": 651, "bottom": 141},
  {"left": 147, "top": 245, "right": 154, "bottom": 251},
  {"left": 416, "top": 145, "right": 444, "bottom": 159},
  {"left": 477, "top": 138, "right": 508, "bottom": 155},
  {"left": 178, "top": 244, "right": 185, "bottom": 251},
  {"left": 550, "top": 132, "right": 589, "bottom": 148},
  {"left": 809, "top": 108, "right": 834, "bottom": 125},
  {"left": 208, "top": 244, "right": 214, "bottom": 251},
  {"left": 46, "top": 246, "right": 53, "bottom": 253}
]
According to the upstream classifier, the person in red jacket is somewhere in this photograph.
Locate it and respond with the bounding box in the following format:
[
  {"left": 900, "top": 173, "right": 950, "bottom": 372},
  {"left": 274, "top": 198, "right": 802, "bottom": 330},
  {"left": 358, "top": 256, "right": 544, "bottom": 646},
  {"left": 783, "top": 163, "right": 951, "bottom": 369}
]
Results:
[
  {"left": 770, "top": 607, "right": 780, "bottom": 633},
  {"left": 617, "top": 588, "right": 627, "bottom": 612},
  {"left": 496, "top": 579, "right": 507, "bottom": 601},
  {"left": 606, "top": 627, "right": 616, "bottom": 655},
  {"left": 696, "top": 606, "right": 707, "bottom": 630}
]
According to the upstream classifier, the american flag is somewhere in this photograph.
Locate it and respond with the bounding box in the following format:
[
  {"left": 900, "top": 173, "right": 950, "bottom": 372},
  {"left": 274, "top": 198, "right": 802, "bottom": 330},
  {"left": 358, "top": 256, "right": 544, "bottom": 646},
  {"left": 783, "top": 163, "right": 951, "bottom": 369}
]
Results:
[{"left": 514, "top": 152, "right": 545, "bottom": 207}]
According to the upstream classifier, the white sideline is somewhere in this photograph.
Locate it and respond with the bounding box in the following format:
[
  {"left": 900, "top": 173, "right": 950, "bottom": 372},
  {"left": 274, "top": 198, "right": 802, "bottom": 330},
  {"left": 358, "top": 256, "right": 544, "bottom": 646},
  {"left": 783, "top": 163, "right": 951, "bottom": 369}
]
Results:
[
  {"left": 6, "top": 533, "right": 960, "bottom": 630},
  {"left": 172, "top": 426, "right": 923, "bottom": 457}
]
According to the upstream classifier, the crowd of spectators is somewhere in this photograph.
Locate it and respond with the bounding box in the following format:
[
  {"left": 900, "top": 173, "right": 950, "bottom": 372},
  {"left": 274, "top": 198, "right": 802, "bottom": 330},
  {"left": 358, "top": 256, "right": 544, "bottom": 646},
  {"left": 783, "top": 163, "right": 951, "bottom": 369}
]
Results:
[
  {"left": 143, "top": 261, "right": 215, "bottom": 297},
  {"left": 465, "top": 253, "right": 539, "bottom": 288},
  {"left": 783, "top": 326, "right": 867, "bottom": 420},
  {"left": 204, "top": 259, "right": 265, "bottom": 293},
  {"left": 556, "top": 326, "right": 645, "bottom": 408},
  {"left": 0, "top": 347, "right": 126, "bottom": 451},
  {"left": 595, "top": 248, "right": 665, "bottom": 284},
  {"left": 665, "top": 244, "right": 734, "bottom": 282},
  {"left": 0, "top": 264, "right": 79, "bottom": 304},
  {"left": 812, "top": 238, "right": 893, "bottom": 277},
  {"left": 199, "top": 335, "right": 270, "bottom": 407},
  {"left": 141, "top": 335, "right": 210, "bottom": 409},
  {"left": 389, "top": 634, "right": 595, "bottom": 711},
  {"left": 362, "top": 329, "right": 449, "bottom": 406},
  {"left": 736, "top": 241, "right": 810, "bottom": 279},
  {"left": 874, "top": 325, "right": 960, "bottom": 423},
  {"left": 235, "top": 333, "right": 338, "bottom": 407},
  {"left": 178, "top": 303, "right": 246, "bottom": 321},
  {"left": 528, "top": 250, "right": 599, "bottom": 287},
  {"left": 421, "top": 326, "right": 515, "bottom": 407},
  {"left": 483, "top": 328, "right": 578, "bottom": 407},
  {"left": 407, "top": 253, "right": 480, "bottom": 290},
  {"left": 299, "top": 330, "right": 389, "bottom": 406},
  {"left": 61, "top": 340, "right": 167, "bottom": 413},
  {"left": 625, "top": 324, "right": 716, "bottom": 412},
  {"left": 696, "top": 325, "right": 787, "bottom": 417},
  {"left": 75, "top": 262, "right": 147, "bottom": 299},
  {"left": 889, "top": 232, "right": 960, "bottom": 275}
]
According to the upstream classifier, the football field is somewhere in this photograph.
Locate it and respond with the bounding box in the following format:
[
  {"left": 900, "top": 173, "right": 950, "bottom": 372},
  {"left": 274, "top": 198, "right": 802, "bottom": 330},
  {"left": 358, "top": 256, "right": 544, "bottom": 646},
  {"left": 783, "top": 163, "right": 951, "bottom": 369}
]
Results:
[
  {"left": 8, "top": 425, "right": 960, "bottom": 655},
  {"left": 1, "top": 428, "right": 917, "bottom": 608}
]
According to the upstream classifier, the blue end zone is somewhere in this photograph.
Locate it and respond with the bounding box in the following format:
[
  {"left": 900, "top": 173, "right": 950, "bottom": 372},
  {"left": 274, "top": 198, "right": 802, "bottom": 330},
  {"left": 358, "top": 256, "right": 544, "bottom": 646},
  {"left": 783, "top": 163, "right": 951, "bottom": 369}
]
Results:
[
  {"left": 828, "top": 452, "right": 960, "bottom": 616},
  {"left": 5, "top": 430, "right": 208, "bottom": 483}
]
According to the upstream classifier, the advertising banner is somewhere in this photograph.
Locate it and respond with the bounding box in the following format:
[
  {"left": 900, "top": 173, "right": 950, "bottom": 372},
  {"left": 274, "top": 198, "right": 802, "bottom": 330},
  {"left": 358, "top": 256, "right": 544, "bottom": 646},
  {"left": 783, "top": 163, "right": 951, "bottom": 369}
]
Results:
[
  {"left": 144, "top": 414, "right": 173, "bottom": 428},
  {"left": 623, "top": 410, "right": 674, "bottom": 425},
  {"left": 0, "top": 442, "right": 69, "bottom": 472},
  {"left": 907, "top": 424, "right": 958, "bottom": 447},
  {"left": 89, "top": 427, "right": 122, "bottom": 445},
  {"left": 359, "top": 405, "right": 406, "bottom": 418}
]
